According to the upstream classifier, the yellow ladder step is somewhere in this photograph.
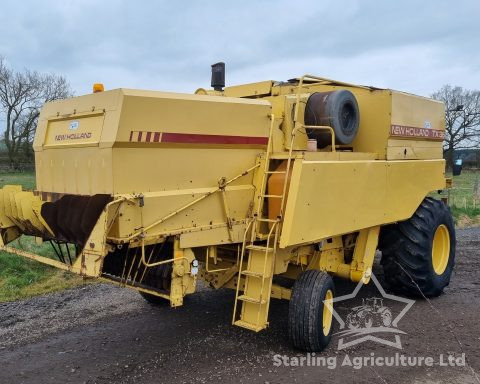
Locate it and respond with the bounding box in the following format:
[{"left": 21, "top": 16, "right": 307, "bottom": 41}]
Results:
[
  {"left": 256, "top": 217, "right": 278, "bottom": 223},
  {"left": 241, "top": 269, "right": 270, "bottom": 278},
  {"left": 255, "top": 233, "right": 274, "bottom": 241},
  {"left": 234, "top": 320, "right": 265, "bottom": 332},
  {"left": 238, "top": 294, "right": 266, "bottom": 305},
  {"left": 232, "top": 123, "right": 285, "bottom": 331},
  {"left": 246, "top": 244, "right": 274, "bottom": 252}
]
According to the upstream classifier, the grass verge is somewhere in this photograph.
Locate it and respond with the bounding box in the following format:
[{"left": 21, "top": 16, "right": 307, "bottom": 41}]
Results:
[
  {"left": 0, "top": 171, "right": 86, "bottom": 302},
  {"left": 444, "top": 170, "right": 480, "bottom": 227},
  {"left": 0, "top": 237, "right": 85, "bottom": 302}
]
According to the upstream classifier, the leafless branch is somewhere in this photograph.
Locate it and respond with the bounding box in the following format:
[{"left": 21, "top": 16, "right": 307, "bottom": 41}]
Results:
[
  {"left": 0, "top": 57, "right": 73, "bottom": 167},
  {"left": 432, "top": 85, "right": 480, "bottom": 169}
]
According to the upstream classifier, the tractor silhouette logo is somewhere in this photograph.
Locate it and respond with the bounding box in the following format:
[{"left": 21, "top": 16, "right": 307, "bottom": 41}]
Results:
[
  {"left": 326, "top": 273, "right": 415, "bottom": 350},
  {"left": 346, "top": 297, "right": 392, "bottom": 329}
]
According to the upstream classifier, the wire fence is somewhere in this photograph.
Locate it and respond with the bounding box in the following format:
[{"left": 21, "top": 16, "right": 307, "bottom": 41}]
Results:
[
  {"left": 0, "top": 163, "right": 35, "bottom": 172},
  {"left": 446, "top": 180, "right": 480, "bottom": 211},
  {"left": 448, "top": 192, "right": 479, "bottom": 210}
]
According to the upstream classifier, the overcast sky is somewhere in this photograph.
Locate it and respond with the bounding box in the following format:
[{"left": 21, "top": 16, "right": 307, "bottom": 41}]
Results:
[{"left": 0, "top": 0, "right": 479, "bottom": 98}]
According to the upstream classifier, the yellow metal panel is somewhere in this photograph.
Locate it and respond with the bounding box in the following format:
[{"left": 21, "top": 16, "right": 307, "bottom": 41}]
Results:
[
  {"left": 2, "top": 186, "right": 23, "bottom": 230},
  {"left": 35, "top": 147, "right": 113, "bottom": 195},
  {"left": 303, "top": 151, "right": 378, "bottom": 161},
  {"left": 34, "top": 89, "right": 122, "bottom": 151},
  {"left": 280, "top": 159, "right": 445, "bottom": 247},
  {"left": 0, "top": 189, "right": 15, "bottom": 227},
  {"left": 111, "top": 147, "right": 259, "bottom": 193},
  {"left": 387, "top": 143, "right": 443, "bottom": 160},
  {"left": 223, "top": 81, "right": 273, "bottom": 98},
  {"left": 0, "top": 187, "right": 52, "bottom": 237},
  {"left": 116, "top": 89, "right": 271, "bottom": 143},
  {"left": 107, "top": 91, "right": 267, "bottom": 245},
  {"left": 391, "top": 91, "right": 445, "bottom": 131},
  {"left": 43, "top": 112, "right": 105, "bottom": 148},
  {"left": 388, "top": 92, "right": 445, "bottom": 160},
  {"left": 179, "top": 223, "right": 247, "bottom": 248},
  {"left": 387, "top": 138, "right": 443, "bottom": 160},
  {"left": 35, "top": 89, "right": 270, "bottom": 202},
  {"left": 281, "top": 160, "right": 386, "bottom": 247},
  {"left": 110, "top": 185, "right": 253, "bottom": 240},
  {"left": 385, "top": 159, "right": 446, "bottom": 221},
  {"left": 348, "top": 89, "right": 392, "bottom": 158}
]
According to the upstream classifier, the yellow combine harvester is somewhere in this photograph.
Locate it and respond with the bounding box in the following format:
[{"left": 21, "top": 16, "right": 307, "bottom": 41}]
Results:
[{"left": 0, "top": 63, "right": 455, "bottom": 351}]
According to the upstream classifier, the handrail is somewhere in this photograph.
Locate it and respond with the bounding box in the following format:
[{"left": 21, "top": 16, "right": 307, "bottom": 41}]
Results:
[
  {"left": 293, "top": 74, "right": 329, "bottom": 123},
  {"left": 140, "top": 236, "right": 188, "bottom": 268},
  {"left": 301, "top": 125, "right": 336, "bottom": 152},
  {"left": 292, "top": 73, "right": 371, "bottom": 123},
  {"left": 254, "top": 113, "right": 276, "bottom": 217},
  {"left": 291, "top": 74, "right": 337, "bottom": 154},
  {"left": 205, "top": 246, "right": 230, "bottom": 273}
]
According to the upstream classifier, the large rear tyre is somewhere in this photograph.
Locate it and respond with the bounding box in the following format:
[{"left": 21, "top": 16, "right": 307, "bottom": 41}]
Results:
[
  {"left": 380, "top": 197, "right": 455, "bottom": 298},
  {"left": 288, "top": 270, "right": 335, "bottom": 352}
]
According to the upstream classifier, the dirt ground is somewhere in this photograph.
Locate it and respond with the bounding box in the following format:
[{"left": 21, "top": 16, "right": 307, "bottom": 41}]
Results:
[{"left": 0, "top": 228, "right": 479, "bottom": 384}]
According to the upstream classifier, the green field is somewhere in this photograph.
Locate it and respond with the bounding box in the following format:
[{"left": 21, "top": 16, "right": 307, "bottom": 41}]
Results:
[
  {"left": 0, "top": 169, "right": 478, "bottom": 302},
  {"left": 0, "top": 171, "right": 36, "bottom": 190},
  {"left": 0, "top": 237, "right": 85, "bottom": 302},
  {"left": 444, "top": 170, "right": 480, "bottom": 227}
]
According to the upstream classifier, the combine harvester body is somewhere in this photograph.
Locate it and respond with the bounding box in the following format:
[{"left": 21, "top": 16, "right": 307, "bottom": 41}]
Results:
[{"left": 0, "top": 66, "right": 454, "bottom": 351}]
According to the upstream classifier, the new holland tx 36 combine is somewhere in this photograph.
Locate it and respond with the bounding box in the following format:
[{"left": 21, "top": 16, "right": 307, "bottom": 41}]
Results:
[{"left": 0, "top": 63, "right": 455, "bottom": 351}]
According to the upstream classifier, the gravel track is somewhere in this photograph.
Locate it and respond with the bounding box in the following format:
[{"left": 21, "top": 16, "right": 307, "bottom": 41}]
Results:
[{"left": 0, "top": 228, "right": 479, "bottom": 384}]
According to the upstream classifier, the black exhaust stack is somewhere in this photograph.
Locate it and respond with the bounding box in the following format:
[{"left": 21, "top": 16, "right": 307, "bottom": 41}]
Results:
[{"left": 211, "top": 62, "right": 225, "bottom": 91}]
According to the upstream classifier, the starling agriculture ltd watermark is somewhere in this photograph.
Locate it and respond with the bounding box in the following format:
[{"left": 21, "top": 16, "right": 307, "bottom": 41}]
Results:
[
  {"left": 272, "top": 352, "right": 466, "bottom": 370},
  {"left": 328, "top": 272, "right": 415, "bottom": 350},
  {"left": 272, "top": 272, "right": 468, "bottom": 371}
]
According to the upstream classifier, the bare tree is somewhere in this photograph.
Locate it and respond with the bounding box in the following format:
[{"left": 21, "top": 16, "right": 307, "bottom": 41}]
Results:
[
  {"left": 431, "top": 85, "right": 480, "bottom": 170},
  {"left": 0, "top": 57, "right": 72, "bottom": 167}
]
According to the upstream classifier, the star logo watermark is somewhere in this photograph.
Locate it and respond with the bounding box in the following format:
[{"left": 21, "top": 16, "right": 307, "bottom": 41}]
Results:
[{"left": 324, "top": 273, "right": 415, "bottom": 350}]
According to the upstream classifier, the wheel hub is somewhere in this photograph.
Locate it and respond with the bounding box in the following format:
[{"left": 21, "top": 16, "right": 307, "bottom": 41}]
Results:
[
  {"left": 323, "top": 289, "right": 333, "bottom": 336},
  {"left": 432, "top": 224, "right": 450, "bottom": 275}
]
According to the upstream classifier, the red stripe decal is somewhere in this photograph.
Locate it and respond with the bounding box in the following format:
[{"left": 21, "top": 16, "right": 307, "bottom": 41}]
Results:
[
  {"left": 153, "top": 132, "right": 161, "bottom": 142},
  {"left": 160, "top": 132, "right": 268, "bottom": 145},
  {"left": 129, "top": 131, "right": 133, "bottom": 142},
  {"left": 146, "top": 132, "right": 152, "bottom": 142},
  {"left": 138, "top": 131, "right": 143, "bottom": 141}
]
